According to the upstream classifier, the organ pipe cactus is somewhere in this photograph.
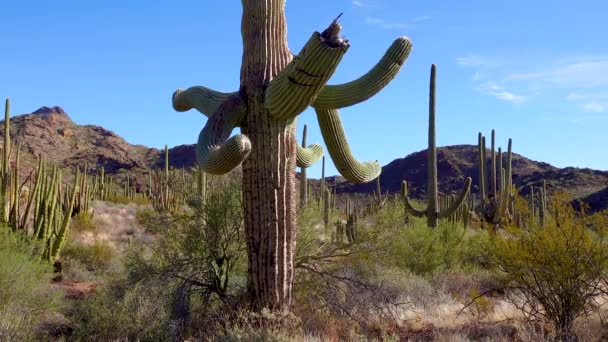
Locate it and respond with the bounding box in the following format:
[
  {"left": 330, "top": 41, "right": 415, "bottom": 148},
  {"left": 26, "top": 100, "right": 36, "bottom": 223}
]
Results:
[
  {"left": 172, "top": 3, "right": 412, "bottom": 310},
  {"left": 1, "top": 98, "right": 10, "bottom": 223},
  {"left": 402, "top": 65, "right": 471, "bottom": 228}
]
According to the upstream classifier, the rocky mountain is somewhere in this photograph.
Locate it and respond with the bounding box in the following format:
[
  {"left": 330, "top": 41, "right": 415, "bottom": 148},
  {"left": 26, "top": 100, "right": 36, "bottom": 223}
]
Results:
[
  {"left": 333, "top": 145, "right": 608, "bottom": 213},
  {"left": 2, "top": 106, "right": 607, "bottom": 212}
]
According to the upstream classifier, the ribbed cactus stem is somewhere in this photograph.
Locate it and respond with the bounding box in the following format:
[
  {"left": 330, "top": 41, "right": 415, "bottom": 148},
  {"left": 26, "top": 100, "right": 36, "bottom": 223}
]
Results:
[
  {"left": 497, "top": 147, "right": 502, "bottom": 193},
  {"left": 313, "top": 36, "right": 412, "bottom": 110},
  {"left": 320, "top": 155, "right": 326, "bottom": 198},
  {"left": 300, "top": 124, "right": 308, "bottom": 209},
  {"left": 265, "top": 32, "right": 348, "bottom": 120},
  {"left": 539, "top": 185, "right": 546, "bottom": 227},
  {"left": 164, "top": 145, "right": 169, "bottom": 177},
  {"left": 478, "top": 133, "right": 486, "bottom": 201},
  {"left": 490, "top": 129, "right": 496, "bottom": 195},
  {"left": 1, "top": 98, "right": 10, "bottom": 224},
  {"left": 438, "top": 177, "right": 472, "bottom": 219},
  {"left": 529, "top": 185, "right": 535, "bottom": 219},
  {"left": 316, "top": 108, "right": 381, "bottom": 183},
  {"left": 427, "top": 64, "right": 439, "bottom": 227},
  {"left": 402, "top": 184, "right": 427, "bottom": 218},
  {"left": 375, "top": 175, "right": 382, "bottom": 204},
  {"left": 481, "top": 136, "right": 487, "bottom": 200},
  {"left": 323, "top": 188, "right": 330, "bottom": 238},
  {"left": 50, "top": 169, "right": 79, "bottom": 261},
  {"left": 10, "top": 144, "right": 21, "bottom": 229},
  {"left": 3, "top": 98, "right": 9, "bottom": 179}
]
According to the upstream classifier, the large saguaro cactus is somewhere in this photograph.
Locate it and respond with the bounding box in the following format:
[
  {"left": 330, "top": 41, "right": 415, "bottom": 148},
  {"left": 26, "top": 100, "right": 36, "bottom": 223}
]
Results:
[
  {"left": 172, "top": 2, "right": 412, "bottom": 311},
  {"left": 402, "top": 65, "right": 471, "bottom": 228}
]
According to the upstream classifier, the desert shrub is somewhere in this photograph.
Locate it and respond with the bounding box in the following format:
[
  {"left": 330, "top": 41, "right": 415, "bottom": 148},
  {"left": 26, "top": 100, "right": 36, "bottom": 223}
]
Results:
[
  {"left": 61, "top": 240, "right": 116, "bottom": 272},
  {"left": 0, "top": 226, "right": 63, "bottom": 341},
  {"left": 490, "top": 192, "right": 608, "bottom": 340},
  {"left": 117, "top": 175, "right": 247, "bottom": 340},
  {"left": 383, "top": 217, "right": 482, "bottom": 275},
  {"left": 70, "top": 211, "right": 96, "bottom": 232},
  {"left": 69, "top": 275, "right": 171, "bottom": 341},
  {"left": 129, "top": 175, "right": 247, "bottom": 298}
]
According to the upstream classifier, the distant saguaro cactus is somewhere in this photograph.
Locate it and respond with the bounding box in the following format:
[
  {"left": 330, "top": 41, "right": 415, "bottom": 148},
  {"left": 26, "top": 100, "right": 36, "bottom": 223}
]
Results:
[
  {"left": 172, "top": 2, "right": 412, "bottom": 311},
  {"left": 402, "top": 65, "right": 471, "bottom": 228}
]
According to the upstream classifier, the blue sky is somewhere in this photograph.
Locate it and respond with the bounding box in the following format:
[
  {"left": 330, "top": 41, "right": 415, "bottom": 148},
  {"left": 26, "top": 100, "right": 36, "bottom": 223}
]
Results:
[{"left": 1, "top": 0, "right": 607, "bottom": 178}]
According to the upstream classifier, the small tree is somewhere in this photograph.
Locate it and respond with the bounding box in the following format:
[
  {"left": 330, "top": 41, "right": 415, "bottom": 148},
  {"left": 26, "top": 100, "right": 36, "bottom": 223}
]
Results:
[{"left": 491, "top": 192, "right": 608, "bottom": 341}]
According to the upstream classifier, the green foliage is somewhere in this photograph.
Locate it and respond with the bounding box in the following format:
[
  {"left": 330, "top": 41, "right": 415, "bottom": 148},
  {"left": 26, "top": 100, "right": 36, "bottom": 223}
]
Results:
[
  {"left": 376, "top": 202, "right": 490, "bottom": 276},
  {"left": 70, "top": 211, "right": 96, "bottom": 232},
  {"left": 68, "top": 276, "right": 172, "bottom": 341},
  {"left": 490, "top": 193, "right": 608, "bottom": 340},
  {"left": 129, "top": 175, "right": 247, "bottom": 299},
  {"left": 0, "top": 226, "right": 62, "bottom": 341},
  {"left": 61, "top": 240, "right": 116, "bottom": 272}
]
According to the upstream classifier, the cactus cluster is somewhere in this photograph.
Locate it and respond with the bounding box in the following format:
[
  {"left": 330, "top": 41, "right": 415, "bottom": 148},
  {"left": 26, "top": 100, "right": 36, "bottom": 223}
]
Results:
[
  {"left": 401, "top": 65, "right": 472, "bottom": 228},
  {"left": 528, "top": 179, "right": 548, "bottom": 227},
  {"left": 148, "top": 146, "right": 202, "bottom": 213},
  {"left": 334, "top": 195, "right": 358, "bottom": 245},
  {"left": 476, "top": 129, "right": 515, "bottom": 228},
  {"left": 1, "top": 99, "right": 80, "bottom": 261}
]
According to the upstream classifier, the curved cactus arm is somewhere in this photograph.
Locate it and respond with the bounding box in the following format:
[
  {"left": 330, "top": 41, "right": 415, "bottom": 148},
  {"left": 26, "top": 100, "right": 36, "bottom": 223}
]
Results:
[
  {"left": 296, "top": 143, "right": 324, "bottom": 168},
  {"left": 401, "top": 180, "right": 427, "bottom": 218},
  {"left": 265, "top": 19, "right": 349, "bottom": 120},
  {"left": 316, "top": 108, "right": 380, "bottom": 183},
  {"left": 172, "top": 86, "right": 237, "bottom": 118},
  {"left": 438, "top": 177, "right": 472, "bottom": 219},
  {"left": 313, "top": 37, "right": 412, "bottom": 110},
  {"left": 197, "top": 94, "right": 251, "bottom": 175}
]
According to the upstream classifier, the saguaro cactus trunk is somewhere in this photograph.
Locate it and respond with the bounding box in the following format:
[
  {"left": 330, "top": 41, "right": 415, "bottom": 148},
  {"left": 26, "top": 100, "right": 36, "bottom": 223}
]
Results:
[{"left": 173, "top": 0, "right": 412, "bottom": 311}]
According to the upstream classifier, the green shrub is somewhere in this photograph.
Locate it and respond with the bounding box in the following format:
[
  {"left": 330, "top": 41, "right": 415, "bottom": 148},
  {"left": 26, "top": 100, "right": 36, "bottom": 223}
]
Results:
[
  {"left": 71, "top": 211, "right": 96, "bottom": 232},
  {"left": 491, "top": 193, "right": 608, "bottom": 340},
  {"left": 61, "top": 240, "right": 116, "bottom": 272},
  {"left": 0, "top": 227, "right": 63, "bottom": 341},
  {"left": 69, "top": 277, "right": 171, "bottom": 341},
  {"left": 383, "top": 218, "right": 474, "bottom": 275}
]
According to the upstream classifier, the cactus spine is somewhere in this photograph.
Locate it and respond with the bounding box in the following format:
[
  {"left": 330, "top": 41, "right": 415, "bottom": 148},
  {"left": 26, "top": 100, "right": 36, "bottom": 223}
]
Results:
[{"left": 402, "top": 65, "right": 472, "bottom": 228}]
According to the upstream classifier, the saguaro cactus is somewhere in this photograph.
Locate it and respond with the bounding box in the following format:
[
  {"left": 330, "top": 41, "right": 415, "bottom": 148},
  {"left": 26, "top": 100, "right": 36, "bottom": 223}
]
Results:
[
  {"left": 172, "top": 3, "right": 412, "bottom": 311},
  {"left": 476, "top": 130, "right": 514, "bottom": 227},
  {"left": 402, "top": 65, "right": 471, "bottom": 228}
]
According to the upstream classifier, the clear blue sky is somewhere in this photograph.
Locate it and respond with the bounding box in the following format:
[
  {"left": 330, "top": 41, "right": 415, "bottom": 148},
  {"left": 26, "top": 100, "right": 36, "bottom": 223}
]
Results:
[{"left": 2, "top": 1, "right": 607, "bottom": 178}]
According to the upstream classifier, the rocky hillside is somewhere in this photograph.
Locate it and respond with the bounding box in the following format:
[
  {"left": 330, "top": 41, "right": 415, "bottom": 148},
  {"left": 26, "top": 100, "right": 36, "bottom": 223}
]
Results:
[
  {"left": 333, "top": 145, "right": 608, "bottom": 212},
  {"left": 2, "top": 107, "right": 607, "bottom": 211}
]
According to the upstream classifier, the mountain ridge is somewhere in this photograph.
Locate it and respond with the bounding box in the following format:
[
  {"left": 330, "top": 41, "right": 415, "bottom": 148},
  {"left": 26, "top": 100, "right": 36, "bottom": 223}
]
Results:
[{"left": 2, "top": 106, "right": 607, "bottom": 212}]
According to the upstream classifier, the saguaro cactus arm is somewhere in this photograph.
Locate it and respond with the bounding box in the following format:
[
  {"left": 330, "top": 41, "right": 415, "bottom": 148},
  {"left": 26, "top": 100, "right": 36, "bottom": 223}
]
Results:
[
  {"left": 196, "top": 94, "right": 251, "bottom": 175},
  {"left": 172, "top": 86, "right": 237, "bottom": 119},
  {"left": 296, "top": 143, "right": 324, "bottom": 168},
  {"left": 316, "top": 108, "right": 380, "bottom": 183},
  {"left": 401, "top": 180, "right": 426, "bottom": 217},
  {"left": 265, "top": 18, "right": 349, "bottom": 120},
  {"left": 438, "top": 177, "right": 472, "bottom": 219},
  {"left": 313, "top": 37, "right": 413, "bottom": 110}
]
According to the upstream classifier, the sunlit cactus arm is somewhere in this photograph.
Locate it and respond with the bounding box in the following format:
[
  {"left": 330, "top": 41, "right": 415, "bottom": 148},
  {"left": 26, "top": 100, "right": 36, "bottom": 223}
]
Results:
[
  {"left": 172, "top": 86, "right": 237, "bottom": 118},
  {"left": 438, "top": 177, "right": 472, "bottom": 219},
  {"left": 313, "top": 36, "right": 413, "bottom": 110},
  {"left": 316, "top": 108, "right": 380, "bottom": 183},
  {"left": 401, "top": 180, "right": 426, "bottom": 217},
  {"left": 265, "top": 16, "right": 349, "bottom": 120},
  {"left": 197, "top": 94, "right": 251, "bottom": 175},
  {"left": 296, "top": 143, "right": 324, "bottom": 168}
]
